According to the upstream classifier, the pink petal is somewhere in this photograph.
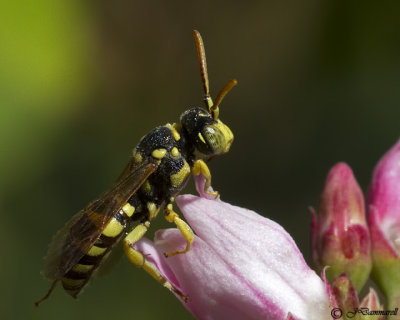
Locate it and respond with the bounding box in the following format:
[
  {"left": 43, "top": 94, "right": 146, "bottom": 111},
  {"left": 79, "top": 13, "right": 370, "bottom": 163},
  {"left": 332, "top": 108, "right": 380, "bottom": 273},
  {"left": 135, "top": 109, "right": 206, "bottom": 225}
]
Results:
[
  {"left": 193, "top": 173, "right": 218, "bottom": 200},
  {"left": 360, "top": 288, "right": 383, "bottom": 310},
  {"left": 132, "top": 237, "right": 181, "bottom": 292},
  {"left": 153, "top": 195, "right": 329, "bottom": 320},
  {"left": 359, "top": 288, "right": 386, "bottom": 320},
  {"left": 286, "top": 313, "right": 303, "bottom": 320},
  {"left": 321, "top": 267, "right": 338, "bottom": 309}
]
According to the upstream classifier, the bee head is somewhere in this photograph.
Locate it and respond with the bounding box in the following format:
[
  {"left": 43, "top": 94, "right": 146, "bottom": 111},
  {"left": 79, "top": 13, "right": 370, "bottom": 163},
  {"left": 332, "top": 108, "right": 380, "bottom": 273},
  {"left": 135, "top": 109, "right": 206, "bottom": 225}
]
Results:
[
  {"left": 183, "top": 30, "right": 237, "bottom": 158},
  {"left": 180, "top": 108, "right": 234, "bottom": 157}
]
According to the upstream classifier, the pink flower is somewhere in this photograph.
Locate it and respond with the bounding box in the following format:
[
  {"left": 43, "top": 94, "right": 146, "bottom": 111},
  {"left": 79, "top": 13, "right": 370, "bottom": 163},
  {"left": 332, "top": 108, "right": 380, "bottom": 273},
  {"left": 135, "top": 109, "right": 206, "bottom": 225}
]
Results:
[
  {"left": 135, "top": 194, "right": 330, "bottom": 320},
  {"left": 311, "top": 162, "right": 371, "bottom": 292},
  {"left": 368, "top": 139, "right": 400, "bottom": 311}
]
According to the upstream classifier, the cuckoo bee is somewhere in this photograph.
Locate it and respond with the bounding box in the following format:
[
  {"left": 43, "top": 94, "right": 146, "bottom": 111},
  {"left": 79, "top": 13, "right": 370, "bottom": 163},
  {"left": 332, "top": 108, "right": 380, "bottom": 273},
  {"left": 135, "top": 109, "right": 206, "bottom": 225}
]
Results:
[{"left": 35, "top": 30, "right": 237, "bottom": 306}]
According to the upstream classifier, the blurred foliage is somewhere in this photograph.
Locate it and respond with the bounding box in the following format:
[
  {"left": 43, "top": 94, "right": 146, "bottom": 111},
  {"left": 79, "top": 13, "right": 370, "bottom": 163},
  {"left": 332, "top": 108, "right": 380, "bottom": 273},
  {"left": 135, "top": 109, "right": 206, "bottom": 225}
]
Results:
[{"left": 1, "top": 1, "right": 400, "bottom": 319}]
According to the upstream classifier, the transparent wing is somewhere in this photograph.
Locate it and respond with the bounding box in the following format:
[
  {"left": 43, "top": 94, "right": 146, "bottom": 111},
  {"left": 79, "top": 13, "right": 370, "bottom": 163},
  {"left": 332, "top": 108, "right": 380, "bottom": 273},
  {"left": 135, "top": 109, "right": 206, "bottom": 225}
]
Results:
[{"left": 43, "top": 159, "right": 157, "bottom": 279}]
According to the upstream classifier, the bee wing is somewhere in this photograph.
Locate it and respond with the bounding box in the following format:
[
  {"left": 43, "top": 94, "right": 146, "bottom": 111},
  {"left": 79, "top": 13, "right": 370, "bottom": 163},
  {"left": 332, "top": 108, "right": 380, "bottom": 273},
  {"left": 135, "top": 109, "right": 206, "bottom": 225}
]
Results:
[
  {"left": 43, "top": 159, "right": 157, "bottom": 279},
  {"left": 94, "top": 239, "right": 125, "bottom": 278}
]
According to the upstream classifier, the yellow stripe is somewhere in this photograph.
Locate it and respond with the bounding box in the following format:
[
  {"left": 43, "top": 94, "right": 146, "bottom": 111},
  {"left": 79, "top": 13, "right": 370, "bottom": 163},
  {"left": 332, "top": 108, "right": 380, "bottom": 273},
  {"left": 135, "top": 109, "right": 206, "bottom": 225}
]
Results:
[
  {"left": 102, "top": 217, "right": 124, "bottom": 238},
  {"left": 122, "top": 203, "right": 135, "bottom": 217},
  {"left": 87, "top": 245, "right": 107, "bottom": 256},
  {"left": 62, "top": 278, "right": 85, "bottom": 288},
  {"left": 71, "top": 264, "right": 94, "bottom": 273},
  {"left": 170, "top": 160, "right": 191, "bottom": 187}
]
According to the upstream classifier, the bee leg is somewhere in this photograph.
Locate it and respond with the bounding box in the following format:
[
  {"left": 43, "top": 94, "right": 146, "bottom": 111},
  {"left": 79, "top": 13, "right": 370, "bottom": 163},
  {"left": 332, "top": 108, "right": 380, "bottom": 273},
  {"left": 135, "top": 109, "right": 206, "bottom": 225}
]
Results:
[
  {"left": 164, "top": 203, "right": 194, "bottom": 257},
  {"left": 34, "top": 279, "right": 59, "bottom": 307},
  {"left": 192, "top": 159, "right": 219, "bottom": 198},
  {"left": 123, "top": 221, "right": 188, "bottom": 302}
]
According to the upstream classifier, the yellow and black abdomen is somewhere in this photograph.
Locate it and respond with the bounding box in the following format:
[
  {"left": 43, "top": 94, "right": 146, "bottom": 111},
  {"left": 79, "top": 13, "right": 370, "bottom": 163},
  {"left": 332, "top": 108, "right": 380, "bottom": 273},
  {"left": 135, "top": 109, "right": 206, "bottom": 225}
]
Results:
[
  {"left": 62, "top": 125, "right": 192, "bottom": 297},
  {"left": 61, "top": 203, "right": 135, "bottom": 297}
]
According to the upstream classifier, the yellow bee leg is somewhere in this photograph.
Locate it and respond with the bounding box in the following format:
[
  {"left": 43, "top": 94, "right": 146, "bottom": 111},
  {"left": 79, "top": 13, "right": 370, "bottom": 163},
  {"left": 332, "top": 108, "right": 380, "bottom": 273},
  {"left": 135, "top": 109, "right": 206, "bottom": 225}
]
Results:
[
  {"left": 192, "top": 159, "right": 219, "bottom": 198},
  {"left": 124, "top": 221, "right": 187, "bottom": 301},
  {"left": 164, "top": 203, "right": 194, "bottom": 258}
]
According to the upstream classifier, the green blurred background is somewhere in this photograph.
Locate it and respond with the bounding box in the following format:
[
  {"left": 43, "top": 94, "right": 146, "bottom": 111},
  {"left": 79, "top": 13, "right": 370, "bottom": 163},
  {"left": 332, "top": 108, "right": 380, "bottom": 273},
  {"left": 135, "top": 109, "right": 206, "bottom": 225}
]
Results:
[{"left": 2, "top": 1, "right": 400, "bottom": 319}]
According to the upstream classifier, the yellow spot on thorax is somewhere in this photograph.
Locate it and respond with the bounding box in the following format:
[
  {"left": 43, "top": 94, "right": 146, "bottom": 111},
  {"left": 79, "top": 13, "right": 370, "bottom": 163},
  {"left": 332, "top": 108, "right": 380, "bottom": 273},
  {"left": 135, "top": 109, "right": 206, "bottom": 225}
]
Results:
[
  {"left": 122, "top": 203, "right": 135, "bottom": 217},
  {"left": 87, "top": 245, "right": 107, "bottom": 256},
  {"left": 72, "top": 264, "right": 94, "bottom": 273},
  {"left": 151, "top": 148, "right": 167, "bottom": 159},
  {"left": 171, "top": 147, "right": 180, "bottom": 157},
  {"left": 166, "top": 123, "right": 181, "bottom": 141},
  {"left": 170, "top": 160, "right": 191, "bottom": 187},
  {"left": 102, "top": 217, "right": 124, "bottom": 238}
]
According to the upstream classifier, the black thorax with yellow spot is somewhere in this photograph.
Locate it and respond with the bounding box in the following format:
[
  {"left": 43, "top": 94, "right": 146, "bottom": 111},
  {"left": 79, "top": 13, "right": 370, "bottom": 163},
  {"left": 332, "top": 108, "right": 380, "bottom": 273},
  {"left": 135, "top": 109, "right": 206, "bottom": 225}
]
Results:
[{"left": 132, "top": 124, "right": 193, "bottom": 210}]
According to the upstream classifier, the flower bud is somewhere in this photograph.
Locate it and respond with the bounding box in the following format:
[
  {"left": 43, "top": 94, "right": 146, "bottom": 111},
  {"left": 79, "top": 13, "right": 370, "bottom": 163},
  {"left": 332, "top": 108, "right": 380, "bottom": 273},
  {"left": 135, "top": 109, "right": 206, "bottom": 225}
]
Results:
[
  {"left": 368, "top": 140, "right": 400, "bottom": 312},
  {"left": 312, "top": 162, "right": 371, "bottom": 292},
  {"left": 359, "top": 288, "right": 385, "bottom": 320},
  {"left": 331, "top": 273, "right": 359, "bottom": 319}
]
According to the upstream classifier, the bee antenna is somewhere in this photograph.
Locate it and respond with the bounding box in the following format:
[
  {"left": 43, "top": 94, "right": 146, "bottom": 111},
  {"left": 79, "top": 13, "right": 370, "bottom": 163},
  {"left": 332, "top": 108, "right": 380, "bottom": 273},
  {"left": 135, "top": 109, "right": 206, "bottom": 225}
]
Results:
[
  {"left": 34, "top": 280, "right": 58, "bottom": 307},
  {"left": 193, "top": 30, "right": 237, "bottom": 120},
  {"left": 211, "top": 79, "right": 238, "bottom": 120},
  {"left": 193, "top": 30, "right": 214, "bottom": 113}
]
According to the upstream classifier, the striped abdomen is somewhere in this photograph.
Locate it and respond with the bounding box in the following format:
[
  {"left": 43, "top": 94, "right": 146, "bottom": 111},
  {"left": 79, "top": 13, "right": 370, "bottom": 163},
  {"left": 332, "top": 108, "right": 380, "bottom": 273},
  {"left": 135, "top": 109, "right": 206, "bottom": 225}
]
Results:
[{"left": 62, "top": 202, "right": 136, "bottom": 297}]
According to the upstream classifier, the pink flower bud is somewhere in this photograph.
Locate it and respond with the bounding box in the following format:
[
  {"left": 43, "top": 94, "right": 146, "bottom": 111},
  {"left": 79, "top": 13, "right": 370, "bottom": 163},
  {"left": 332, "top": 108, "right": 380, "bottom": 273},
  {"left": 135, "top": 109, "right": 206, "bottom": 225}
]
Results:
[
  {"left": 312, "top": 162, "right": 371, "bottom": 292},
  {"left": 368, "top": 139, "right": 400, "bottom": 311},
  {"left": 359, "top": 288, "right": 385, "bottom": 320},
  {"left": 331, "top": 273, "right": 359, "bottom": 314}
]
